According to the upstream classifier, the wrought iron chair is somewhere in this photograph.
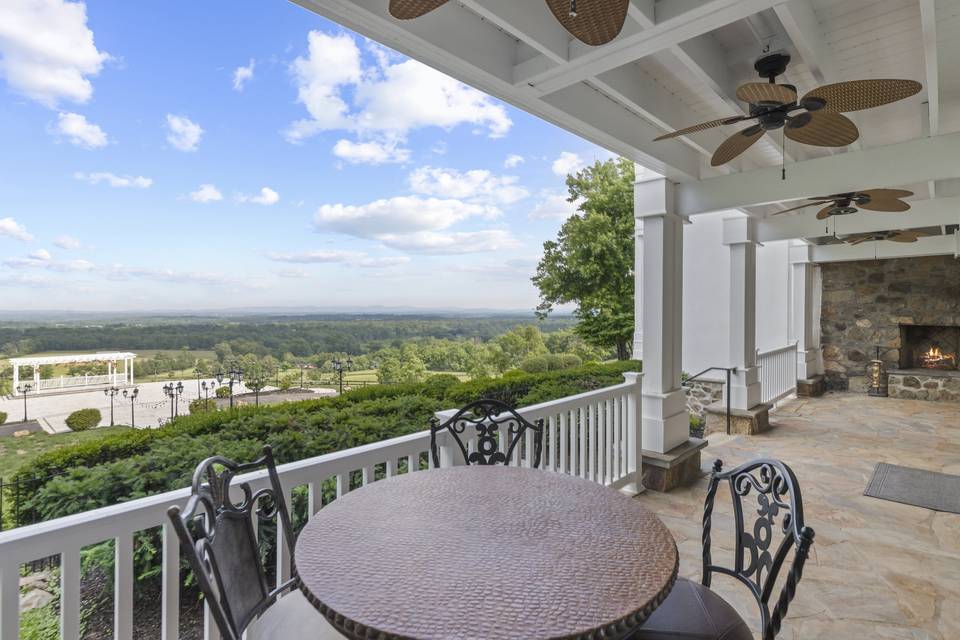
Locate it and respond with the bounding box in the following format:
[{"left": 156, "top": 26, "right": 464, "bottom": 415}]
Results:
[
  {"left": 430, "top": 398, "right": 544, "bottom": 467},
  {"left": 632, "top": 458, "right": 815, "bottom": 640},
  {"left": 167, "top": 445, "right": 344, "bottom": 640}
]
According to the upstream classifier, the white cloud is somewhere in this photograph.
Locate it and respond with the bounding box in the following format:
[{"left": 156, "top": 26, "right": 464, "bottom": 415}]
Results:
[
  {"left": 276, "top": 268, "right": 310, "bottom": 279},
  {"left": 105, "top": 265, "right": 237, "bottom": 286},
  {"left": 232, "top": 59, "right": 254, "bottom": 91},
  {"left": 53, "top": 112, "right": 107, "bottom": 148},
  {"left": 28, "top": 248, "right": 51, "bottom": 260},
  {"left": 3, "top": 253, "right": 93, "bottom": 271},
  {"left": 189, "top": 184, "right": 223, "bottom": 203},
  {"left": 75, "top": 171, "right": 152, "bottom": 188},
  {"left": 408, "top": 167, "right": 529, "bottom": 205},
  {"left": 332, "top": 139, "right": 410, "bottom": 165},
  {"left": 552, "top": 151, "right": 585, "bottom": 177},
  {"left": 48, "top": 258, "right": 93, "bottom": 272},
  {"left": 236, "top": 187, "right": 279, "bottom": 206},
  {"left": 285, "top": 30, "right": 511, "bottom": 151},
  {"left": 267, "top": 250, "right": 410, "bottom": 269},
  {"left": 0, "top": 217, "right": 33, "bottom": 241},
  {"left": 165, "top": 114, "right": 203, "bottom": 152},
  {"left": 0, "top": 0, "right": 109, "bottom": 107},
  {"left": 530, "top": 192, "right": 579, "bottom": 220},
  {"left": 54, "top": 235, "right": 81, "bottom": 249},
  {"left": 377, "top": 230, "right": 519, "bottom": 254},
  {"left": 314, "top": 196, "right": 497, "bottom": 238},
  {"left": 504, "top": 154, "right": 524, "bottom": 168}
]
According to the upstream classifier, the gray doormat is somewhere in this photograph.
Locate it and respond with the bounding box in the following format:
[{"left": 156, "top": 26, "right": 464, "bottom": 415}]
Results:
[{"left": 864, "top": 463, "right": 960, "bottom": 513}]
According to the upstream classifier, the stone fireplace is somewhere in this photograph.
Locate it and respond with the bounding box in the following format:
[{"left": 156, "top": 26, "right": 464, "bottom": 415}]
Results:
[
  {"left": 899, "top": 324, "right": 959, "bottom": 371},
  {"left": 820, "top": 255, "right": 960, "bottom": 401}
]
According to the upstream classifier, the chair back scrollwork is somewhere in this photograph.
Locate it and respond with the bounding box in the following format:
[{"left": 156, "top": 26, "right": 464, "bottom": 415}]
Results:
[
  {"left": 167, "top": 445, "right": 296, "bottom": 640},
  {"left": 430, "top": 399, "right": 544, "bottom": 468},
  {"left": 701, "top": 458, "right": 815, "bottom": 640}
]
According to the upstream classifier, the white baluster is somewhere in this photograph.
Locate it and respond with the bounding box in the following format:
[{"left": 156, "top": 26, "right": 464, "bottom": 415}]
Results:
[
  {"left": 277, "top": 486, "right": 292, "bottom": 585},
  {"left": 385, "top": 458, "right": 396, "bottom": 478},
  {"left": 115, "top": 533, "right": 134, "bottom": 640},
  {"left": 308, "top": 481, "right": 321, "bottom": 516},
  {"left": 162, "top": 522, "right": 180, "bottom": 640},
  {"left": 62, "top": 548, "right": 82, "bottom": 639},
  {"left": 606, "top": 399, "right": 614, "bottom": 485},
  {"left": 559, "top": 412, "right": 568, "bottom": 475},
  {"left": 335, "top": 473, "right": 346, "bottom": 497},
  {"left": 1, "top": 560, "right": 19, "bottom": 640},
  {"left": 589, "top": 403, "right": 598, "bottom": 482},
  {"left": 578, "top": 406, "right": 587, "bottom": 479}
]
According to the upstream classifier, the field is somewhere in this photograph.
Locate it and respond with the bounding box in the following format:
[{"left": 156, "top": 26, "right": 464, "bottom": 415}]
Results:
[{"left": 0, "top": 426, "right": 130, "bottom": 479}]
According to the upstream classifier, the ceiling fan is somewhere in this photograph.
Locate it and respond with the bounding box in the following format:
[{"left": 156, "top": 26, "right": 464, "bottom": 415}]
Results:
[
  {"left": 843, "top": 229, "right": 927, "bottom": 245},
  {"left": 772, "top": 189, "right": 913, "bottom": 219},
  {"left": 389, "top": 0, "right": 629, "bottom": 46},
  {"left": 653, "top": 52, "right": 922, "bottom": 167}
]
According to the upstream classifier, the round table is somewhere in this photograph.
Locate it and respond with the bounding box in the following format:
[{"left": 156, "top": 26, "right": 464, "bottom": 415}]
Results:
[{"left": 295, "top": 465, "right": 678, "bottom": 640}]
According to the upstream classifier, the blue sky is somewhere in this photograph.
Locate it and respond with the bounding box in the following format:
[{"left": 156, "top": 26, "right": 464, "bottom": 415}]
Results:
[{"left": 0, "top": 0, "right": 614, "bottom": 312}]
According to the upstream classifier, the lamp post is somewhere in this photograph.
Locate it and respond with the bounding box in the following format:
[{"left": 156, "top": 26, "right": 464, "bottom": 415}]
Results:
[
  {"left": 215, "top": 368, "right": 243, "bottom": 410},
  {"left": 104, "top": 386, "right": 121, "bottom": 426},
  {"left": 162, "top": 381, "right": 184, "bottom": 419},
  {"left": 298, "top": 363, "right": 307, "bottom": 390},
  {"left": 122, "top": 387, "right": 139, "bottom": 428},
  {"left": 201, "top": 380, "right": 214, "bottom": 410},
  {"left": 248, "top": 376, "right": 266, "bottom": 407},
  {"left": 332, "top": 357, "right": 353, "bottom": 395},
  {"left": 195, "top": 371, "right": 203, "bottom": 400},
  {"left": 15, "top": 383, "right": 32, "bottom": 423}
]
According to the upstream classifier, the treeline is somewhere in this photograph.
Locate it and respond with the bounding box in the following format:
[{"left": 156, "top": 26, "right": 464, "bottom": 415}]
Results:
[{"left": 0, "top": 315, "right": 576, "bottom": 358}]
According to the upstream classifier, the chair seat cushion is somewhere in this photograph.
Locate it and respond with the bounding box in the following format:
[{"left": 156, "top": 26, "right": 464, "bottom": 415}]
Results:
[
  {"left": 247, "top": 589, "right": 347, "bottom": 640},
  {"left": 630, "top": 578, "right": 753, "bottom": 640}
]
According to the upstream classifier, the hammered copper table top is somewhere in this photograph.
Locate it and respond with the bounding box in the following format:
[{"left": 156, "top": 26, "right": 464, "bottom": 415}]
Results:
[{"left": 294, "top": 466, "right": 678, "bottom": 640}]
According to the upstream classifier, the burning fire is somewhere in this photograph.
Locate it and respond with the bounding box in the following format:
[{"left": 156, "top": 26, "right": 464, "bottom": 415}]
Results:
[{"left": 920, "top": 345, "right": 957, "bottom": 369}]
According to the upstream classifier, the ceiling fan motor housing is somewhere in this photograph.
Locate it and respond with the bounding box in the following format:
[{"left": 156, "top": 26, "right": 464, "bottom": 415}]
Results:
[{"left": 754, "top": 52, "right": 791, "bottom": 80}]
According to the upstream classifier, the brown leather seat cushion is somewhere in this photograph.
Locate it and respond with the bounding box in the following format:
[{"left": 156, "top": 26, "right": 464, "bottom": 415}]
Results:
[{"left": 630, "top": 578, "right": 754, "bottom": 640}]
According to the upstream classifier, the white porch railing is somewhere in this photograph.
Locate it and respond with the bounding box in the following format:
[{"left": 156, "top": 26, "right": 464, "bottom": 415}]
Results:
[
  {"left": 0, "top": 374, "right": 642, "bottom": 640},
  {"left": 36, "top": 373, "right": 123, "bottom": 391},
  {"left": 757, "top": 343, "right": 799, "bottom": 404}
]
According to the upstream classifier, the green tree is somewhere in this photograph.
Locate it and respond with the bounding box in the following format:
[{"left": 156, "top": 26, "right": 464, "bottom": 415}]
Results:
[
  {"left": 532, "top": 158, "right": 635, "bottom": 360},
  {"left": 376, "top": 346, "right": 427, "bottom": 384}
]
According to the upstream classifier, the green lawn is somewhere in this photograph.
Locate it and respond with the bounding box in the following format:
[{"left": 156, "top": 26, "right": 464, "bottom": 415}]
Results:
[{"left": 0, "top": 426, "right": 130, "bottom": 479}]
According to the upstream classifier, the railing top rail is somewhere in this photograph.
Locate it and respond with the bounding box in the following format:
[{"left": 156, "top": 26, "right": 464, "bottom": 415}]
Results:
[
  {"left": 757, "top": 341, "right": 800, "bottom": 359},
  {"left": 0, "top": 429, "right": 434, "bottom": 560}
]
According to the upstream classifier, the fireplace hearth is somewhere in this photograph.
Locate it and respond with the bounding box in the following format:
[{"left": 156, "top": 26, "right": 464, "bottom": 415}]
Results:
[{"left": 899, "top": 324, "right": 960, "bottom": 371}]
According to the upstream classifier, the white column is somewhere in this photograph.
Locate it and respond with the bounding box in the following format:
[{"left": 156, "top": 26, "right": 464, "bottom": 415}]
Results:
[
  {"left": 789, "top": 242, "right": 822, "bottom": 379},
  {"left": 11, "top": 364, "right": 18, "bottom": 395},
  {"left": 108, "top": 362, "right": 114, "bottom": 384},
  {"left": 636, "top": 177, "right": 688, "bottom": 454},
  {"left": 723, "top": 216, "right": 762, "bottom": 410},
  {"left": 122, "top": 358, "right": 128, "bottom": 385},
  {"left": 632, "top": 216, "right": 644, "bottom": 359},
  {"left": 129, "top": 358, "right": 135, "bottom": 386},
  {"left": 33, "top": 365, "right": 40, "bottom": 388}
]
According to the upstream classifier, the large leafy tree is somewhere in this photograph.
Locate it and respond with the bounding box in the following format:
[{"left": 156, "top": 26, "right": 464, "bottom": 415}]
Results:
[{"left": 533, "top": 158, "right": 635, "bottom": 360}]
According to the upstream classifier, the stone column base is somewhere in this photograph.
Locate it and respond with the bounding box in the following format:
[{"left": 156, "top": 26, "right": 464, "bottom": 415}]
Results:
[
  {"left": 797, "top": 374, "right": 825, "bottom": 397},
  {"left": 704, "top": 401, "right": 771, "bottom": 435},
  {"left": 641, "top": 438, "right": 708, "bottom": 492}
]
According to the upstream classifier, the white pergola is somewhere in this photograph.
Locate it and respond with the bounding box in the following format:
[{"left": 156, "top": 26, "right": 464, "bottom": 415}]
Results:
[
  {"left": 9, "top": 352, "right": 136, "bottom": 395},
  {"left": 292, "top": 0, "right": 959, "bottom": 458}
]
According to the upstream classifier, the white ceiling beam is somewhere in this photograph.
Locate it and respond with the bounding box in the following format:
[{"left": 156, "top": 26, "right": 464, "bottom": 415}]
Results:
[
  {"left": 291, "top": 0, "right": 703, "bottom": 181},
  {"left": 812, "top": 233, "right": 959, "bottom": 263},
  {"left": 758, "top": 196, "right": 960, "bottom": 242},
  {"left": 919, "top": 0, "right": 940, "bottom": 137},
  {"left": 459, "top": 0, "right": 569, "bottom": 63},
  {"left": 513, "top": 0, "right": 788, "bottom": 91},
  {"left": 773, "top": 0, "right": 859, "bottom": 152},
  {"left": 675, "top": 132, "right": 960, "bottom": 215}
]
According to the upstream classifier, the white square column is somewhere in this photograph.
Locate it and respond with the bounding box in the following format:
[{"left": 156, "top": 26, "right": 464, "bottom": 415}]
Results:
[
  {"left": 723, "top": 217, "right": 761, "bottom": 410},
  {"left": 636, "top": 177, "right": 688, "bottom": 454},
  {"left": 789, "top": 242, "right": 822, "bottom": 379},
  {"left": 632, "top": 216, "right": 643, "bottom": 359}
]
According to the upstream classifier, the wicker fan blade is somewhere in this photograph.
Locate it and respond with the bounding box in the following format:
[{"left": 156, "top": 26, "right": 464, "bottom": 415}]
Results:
[
  {"left": 389, "top": 0, "right": 448, "bottom": 19},
  {"left": 786, "top": 111, "right": 859, "bottom": 147},
  {"left": 653, "top": 116, "right": 748, "bottom": 141},
  {"left": 736, "top": 82, "right": 797, "bottom": 105},
  {"left": 890, "top": 232, "right": 921, "bottom": 243},
  {"left": 859, "top": 198, "right": 910, "bottom": 212},
  {"left": 771, "top": 200, "right": 832, "bottom": 216},
  {"left": 801, "top": 79, "right": 922, "bottom": 113},
  {"left": 847, "top": 234, "right": 872, "bottom": 245},
  {"left": 711, "top": 125, "right": 764, "bottom": 167},
  {"left": 816, "top": 204, "right": 837, "bottom": 220},
  {"left": 859, "top": 188, "right": 913, "bottom": 201},
  {"left": 545, "top": 0, "right": 629, "bottom": 46}
]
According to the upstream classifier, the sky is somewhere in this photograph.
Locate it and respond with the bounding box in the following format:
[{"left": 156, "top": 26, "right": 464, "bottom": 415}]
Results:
[{"left": 0, "top": 0, "right": 618, "bottom": 313}]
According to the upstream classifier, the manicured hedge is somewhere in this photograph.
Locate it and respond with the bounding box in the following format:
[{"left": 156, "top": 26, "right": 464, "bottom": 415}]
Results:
[
  {"left": 17, "top": 361, "right": 640, "bottom": 522},
  {"left": 65, "top": 408, "right": 102, "bottom": 431},
  {"left": 0, "top": 411, "right": 6, "bottom": 425}
]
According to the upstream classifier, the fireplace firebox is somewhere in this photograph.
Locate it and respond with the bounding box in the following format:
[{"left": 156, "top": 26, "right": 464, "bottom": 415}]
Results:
[{"left": 899, "top": 324, "right": 960, "bottom": 371}]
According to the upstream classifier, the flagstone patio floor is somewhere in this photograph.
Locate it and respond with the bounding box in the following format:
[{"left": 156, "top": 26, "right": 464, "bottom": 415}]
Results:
[{"left": 636, "top": 392, "right": 960, "bottom": 640}]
